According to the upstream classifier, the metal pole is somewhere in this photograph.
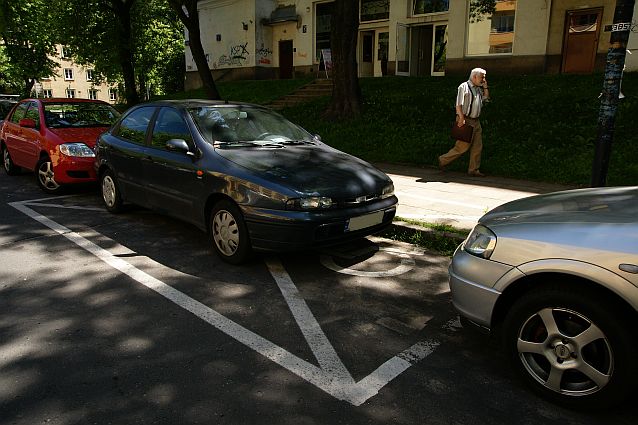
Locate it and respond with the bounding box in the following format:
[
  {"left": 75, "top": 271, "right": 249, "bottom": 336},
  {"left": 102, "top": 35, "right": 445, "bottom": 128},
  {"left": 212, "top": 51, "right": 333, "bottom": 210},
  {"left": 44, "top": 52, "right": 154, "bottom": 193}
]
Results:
[{"left": 591, "top": 0, "right": 636, "bottom": 187}]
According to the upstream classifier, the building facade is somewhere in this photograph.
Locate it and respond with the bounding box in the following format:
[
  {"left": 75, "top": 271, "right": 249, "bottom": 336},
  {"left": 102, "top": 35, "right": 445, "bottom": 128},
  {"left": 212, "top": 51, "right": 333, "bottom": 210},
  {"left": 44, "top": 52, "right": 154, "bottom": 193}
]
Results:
[
  {"left": 34, "top": 45, "right": 118, "bottom": 104},
  {"left": 185, "top": 0, "right": 638, "bottom": 89}
]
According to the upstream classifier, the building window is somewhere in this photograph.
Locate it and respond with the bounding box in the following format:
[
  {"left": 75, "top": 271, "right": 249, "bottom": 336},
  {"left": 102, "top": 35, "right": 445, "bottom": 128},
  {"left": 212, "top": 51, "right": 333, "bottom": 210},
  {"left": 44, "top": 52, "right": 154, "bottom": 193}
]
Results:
[
  {"left": 66, "top": 89, "right": 76, "bottom": 98},
  {"left": 64, "top": 68, "right": 74, "bottom": 80},
  {"left": 109, "top": 89, "right": 117, "bottom": 101},
  {"left": 43, "top": 89, "right": 53, "bottom": 98},
  {"left": 86, "top": 69, "right": 94, "bottom": 81},
  {"left": 361, "top": 0, "right": 389, "bottom": 22},
  {"left": 467, "top": 0, "right": 517, "bottom": 56},
  {"left": 412, "top": 0, "right": 449, "bottom": 15},
  {"left": 60, "top": 46, "right": 67, "bottom": 58},
  {"left": 88, "top": 89, "right": 98, "bottom": 100}
]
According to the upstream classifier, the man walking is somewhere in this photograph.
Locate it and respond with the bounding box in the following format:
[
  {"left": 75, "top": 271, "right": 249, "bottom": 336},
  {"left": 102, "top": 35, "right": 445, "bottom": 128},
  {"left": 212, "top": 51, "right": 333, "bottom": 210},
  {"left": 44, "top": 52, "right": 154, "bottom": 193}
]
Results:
[{"left": 439, "top": 68, "right": 490, "bottom": 177}]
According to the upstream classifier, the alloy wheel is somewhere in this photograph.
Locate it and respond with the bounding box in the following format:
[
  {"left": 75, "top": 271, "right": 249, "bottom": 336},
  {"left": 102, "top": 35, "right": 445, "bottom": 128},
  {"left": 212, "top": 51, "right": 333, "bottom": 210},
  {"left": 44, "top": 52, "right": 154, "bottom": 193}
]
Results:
[
  {"left": 516, "top": 307, "right": 613, "bottom": 396},
  {"left": 38, "top": 160, "right": 60, "bottom": 191}
]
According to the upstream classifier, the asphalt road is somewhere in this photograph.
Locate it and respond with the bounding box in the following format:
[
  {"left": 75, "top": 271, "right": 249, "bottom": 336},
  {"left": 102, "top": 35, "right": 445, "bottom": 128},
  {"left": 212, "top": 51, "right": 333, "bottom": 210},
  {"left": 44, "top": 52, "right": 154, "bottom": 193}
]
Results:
[{"left": 0, "top": 170, "right": 633, "bottom": 425}]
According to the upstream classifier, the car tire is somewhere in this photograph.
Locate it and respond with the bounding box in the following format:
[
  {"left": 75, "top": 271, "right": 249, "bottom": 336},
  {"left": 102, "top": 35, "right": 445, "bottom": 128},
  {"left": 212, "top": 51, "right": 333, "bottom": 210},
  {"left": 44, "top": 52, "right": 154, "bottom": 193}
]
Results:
[
  {"left": 210, "top": 200, "right": 252, "bottom": 264},
  {"left": 2, "top": 145, "right": 20, "bottom": 175},
  {"left": 36, "top": 156, "right": 64, "bottom": 194},
  {"left": 503, "top": 286, "right": 637, "bottom": 409},
  {"left": 100, "top": 169, "right": 123, "bottom": 213}
]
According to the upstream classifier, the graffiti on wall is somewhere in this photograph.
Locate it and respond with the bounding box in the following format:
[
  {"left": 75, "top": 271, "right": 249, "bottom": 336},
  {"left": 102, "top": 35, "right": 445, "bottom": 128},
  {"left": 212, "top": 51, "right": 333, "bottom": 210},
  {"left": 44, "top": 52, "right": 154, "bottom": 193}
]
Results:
[
  {"left": 256, "top": 46, "right": 273, "bottom": 65},
  {"left": 214, "top": 42, "right": 250, "bottom": 69}
]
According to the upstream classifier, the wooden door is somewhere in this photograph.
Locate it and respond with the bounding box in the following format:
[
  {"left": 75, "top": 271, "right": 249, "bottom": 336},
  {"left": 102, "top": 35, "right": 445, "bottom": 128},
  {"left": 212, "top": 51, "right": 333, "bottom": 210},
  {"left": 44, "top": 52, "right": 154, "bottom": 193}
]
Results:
[
  {"left": 562, "top": 9, "right": 602, "bottom": 74},
  {"left": 279, "top": 40, "right": 293, "bottom": 79}
]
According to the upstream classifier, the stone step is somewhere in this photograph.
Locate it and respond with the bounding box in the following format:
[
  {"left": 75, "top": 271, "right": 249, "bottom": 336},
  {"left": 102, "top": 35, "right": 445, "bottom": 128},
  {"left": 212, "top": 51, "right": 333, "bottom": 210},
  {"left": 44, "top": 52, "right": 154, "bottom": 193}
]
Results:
[{"left": 265, "top": 79, "right": 333, "bottom": 109}]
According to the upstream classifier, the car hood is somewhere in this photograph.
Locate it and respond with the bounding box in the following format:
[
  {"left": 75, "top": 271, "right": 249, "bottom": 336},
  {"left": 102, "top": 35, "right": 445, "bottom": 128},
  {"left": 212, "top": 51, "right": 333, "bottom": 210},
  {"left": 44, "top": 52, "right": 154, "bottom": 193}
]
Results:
[
  {"left": 480, "top": 186, "right": 638, "bottom": 227},
  {"left": 49, "top": 127, "right": 110, "bottom": 147},
  {"left": 215, "top": 144, "right": 392, "bottom": 198}
]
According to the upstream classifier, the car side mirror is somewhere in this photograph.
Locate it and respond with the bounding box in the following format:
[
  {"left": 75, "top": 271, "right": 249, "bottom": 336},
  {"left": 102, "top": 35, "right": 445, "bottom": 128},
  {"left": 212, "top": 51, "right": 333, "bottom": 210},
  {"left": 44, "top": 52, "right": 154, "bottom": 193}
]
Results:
[
  {"left": 166, "top": 138, "right": 199, "bottom": 158},
  {"left": 19, "top": 118, "right": 37, "bottom": 129},
  {"left": 313, "top": 134, "right": 322, "bottom": 142},
  {"left": 166, "top": 138, "right": 190, "bottom": 152}
]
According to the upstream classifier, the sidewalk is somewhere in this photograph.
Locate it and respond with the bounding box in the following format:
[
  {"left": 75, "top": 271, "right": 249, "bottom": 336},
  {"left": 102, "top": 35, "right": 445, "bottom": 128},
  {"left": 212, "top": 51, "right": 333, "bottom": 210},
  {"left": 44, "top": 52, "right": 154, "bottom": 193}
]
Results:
[{"left": 376, "top": 162, "right": 573, "bottom": 231}]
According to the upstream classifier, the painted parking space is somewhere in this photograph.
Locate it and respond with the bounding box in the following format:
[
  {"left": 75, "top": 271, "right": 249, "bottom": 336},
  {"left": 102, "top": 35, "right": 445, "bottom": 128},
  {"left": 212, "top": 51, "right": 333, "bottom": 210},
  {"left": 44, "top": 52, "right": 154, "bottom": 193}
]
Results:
[{"left": 9, "top": 193, "right": 456, "bottom": 406}]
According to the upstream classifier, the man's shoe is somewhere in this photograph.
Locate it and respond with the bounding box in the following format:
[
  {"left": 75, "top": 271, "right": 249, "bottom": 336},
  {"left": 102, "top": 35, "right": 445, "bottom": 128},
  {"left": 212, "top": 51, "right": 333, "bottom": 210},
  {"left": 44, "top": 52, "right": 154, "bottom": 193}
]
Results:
[{"left": 468, "top": 170, "right": 485, "bottom": 177}]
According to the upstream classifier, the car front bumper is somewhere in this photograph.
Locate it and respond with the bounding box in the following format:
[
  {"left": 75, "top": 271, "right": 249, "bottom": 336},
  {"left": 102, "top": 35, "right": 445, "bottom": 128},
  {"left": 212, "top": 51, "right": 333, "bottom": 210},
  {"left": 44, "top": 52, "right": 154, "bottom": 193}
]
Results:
[
  {"left": 448, "top": 246, "right": 514, "bottom": 328},
  {"left": 242, "top": 197, "right": 397, "bottom": 252},
  {"left": 54, "top": 156, "right": 97, "bottom": 184}
]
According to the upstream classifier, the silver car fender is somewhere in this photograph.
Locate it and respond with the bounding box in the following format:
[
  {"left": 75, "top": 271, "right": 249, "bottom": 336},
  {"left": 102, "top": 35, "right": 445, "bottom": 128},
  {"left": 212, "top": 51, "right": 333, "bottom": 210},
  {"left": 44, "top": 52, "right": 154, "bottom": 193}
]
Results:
[{"left": 494, "top": 258, "right": 638, "bottom": 311}]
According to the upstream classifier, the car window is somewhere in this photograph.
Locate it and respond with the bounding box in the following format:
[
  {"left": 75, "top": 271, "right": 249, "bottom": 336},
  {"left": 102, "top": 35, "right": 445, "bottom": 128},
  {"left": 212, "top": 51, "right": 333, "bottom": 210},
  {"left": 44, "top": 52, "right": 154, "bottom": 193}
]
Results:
[
  {"left": 188, "top": 106, "right": 313, "bottom": 144},
  {"left": 44, "top": 102, "right": 119, "bottom": 128},
  {"left": 116, "top": 107, "right": 156, "bottom": 145},
  {"left": 24, "top": 102, "right": 40, "bottom": 128},
  {"left": 9, "top": 102, "right": 28, "bottom": 124},
  {"left": 150, "top": 107, "right": 193, "bottom": 149}
]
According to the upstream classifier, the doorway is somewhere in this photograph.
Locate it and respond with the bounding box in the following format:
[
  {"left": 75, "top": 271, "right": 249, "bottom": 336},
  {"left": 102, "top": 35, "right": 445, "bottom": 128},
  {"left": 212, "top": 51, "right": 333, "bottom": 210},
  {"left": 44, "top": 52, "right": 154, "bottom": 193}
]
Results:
[
  {"left": 360, "top": 31, "right": 374, "bottom": 77},
  {"left": 279, "top": 40, "right": 293, "bottom": 79},
  {"left": 358, "top": 29, "right": 389, "bottom": 77},
  {"left": 410, "top": 25, "right": 433, "bottom": 76},
  {"left": 562, "top": 8, "right": 602, "bottom": 74}
]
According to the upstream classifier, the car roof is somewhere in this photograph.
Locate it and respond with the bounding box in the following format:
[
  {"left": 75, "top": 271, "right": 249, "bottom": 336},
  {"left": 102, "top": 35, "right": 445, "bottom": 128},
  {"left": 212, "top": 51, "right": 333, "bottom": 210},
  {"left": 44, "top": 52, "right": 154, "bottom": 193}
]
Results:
[
  {"left": 137, "top": 99, "right": 268, "bottom": 109},
  {"left": 19, "top": 98, "right": 112, "bottom": 105}
]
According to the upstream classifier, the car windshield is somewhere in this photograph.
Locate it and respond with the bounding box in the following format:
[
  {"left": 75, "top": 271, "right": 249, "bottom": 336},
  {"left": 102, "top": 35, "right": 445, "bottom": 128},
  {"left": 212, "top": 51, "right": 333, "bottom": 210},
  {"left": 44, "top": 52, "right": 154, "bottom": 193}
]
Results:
[
  {"left": 44, "top": 102, "right": 120, "bottom": 128},
  {"left": 188, "top": 105, "right": 314, "bottom": 145}
]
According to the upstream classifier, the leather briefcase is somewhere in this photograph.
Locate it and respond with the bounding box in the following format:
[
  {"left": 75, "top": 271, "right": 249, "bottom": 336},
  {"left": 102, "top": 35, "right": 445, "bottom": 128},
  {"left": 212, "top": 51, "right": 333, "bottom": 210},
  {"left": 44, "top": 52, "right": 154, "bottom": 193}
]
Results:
[{"left": 451, "top": 122, "right": 473, "bottom": 143}]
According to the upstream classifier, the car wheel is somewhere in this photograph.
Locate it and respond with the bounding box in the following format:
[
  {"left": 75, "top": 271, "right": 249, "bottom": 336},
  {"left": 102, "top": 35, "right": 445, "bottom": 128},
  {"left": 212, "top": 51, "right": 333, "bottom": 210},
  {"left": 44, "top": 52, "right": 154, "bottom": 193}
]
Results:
[
  {"left": 36, "top": 157, "right": 63, "bottom": 194},
  {"left": 503, "top": 287, "right": 637, "bottom": 408},
  {"left": 2, "top": 145, "right": 20, "bottom": 175},
  {"left": 100, "top": 169, "right": 123, "bottom": 213},
  {"left": 210, "top": 200, "right": 251, "bottom": 264}
]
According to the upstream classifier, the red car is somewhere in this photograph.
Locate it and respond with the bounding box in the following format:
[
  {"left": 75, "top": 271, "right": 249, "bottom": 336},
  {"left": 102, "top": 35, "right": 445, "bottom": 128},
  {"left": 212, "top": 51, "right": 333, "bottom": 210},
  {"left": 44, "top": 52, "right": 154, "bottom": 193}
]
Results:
[{"left": 0, "top": 98, "right": 120, "bottom": 193}]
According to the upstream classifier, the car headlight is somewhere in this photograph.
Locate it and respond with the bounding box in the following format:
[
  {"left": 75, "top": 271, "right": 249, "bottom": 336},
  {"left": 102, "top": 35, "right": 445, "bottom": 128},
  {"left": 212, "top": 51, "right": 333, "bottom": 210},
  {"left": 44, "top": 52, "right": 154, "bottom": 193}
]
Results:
[
  {"left": 286, "top": 197, "right": 333, "bottom": 210},
  {"left": 464, "top": 224, "right": 497, "bottom": 258},
  {"left": 59, "top": 143, "right": 95, "bottom": 158},
  {"left": 381, "top": 183, "right": 394, "bottom": 199}
]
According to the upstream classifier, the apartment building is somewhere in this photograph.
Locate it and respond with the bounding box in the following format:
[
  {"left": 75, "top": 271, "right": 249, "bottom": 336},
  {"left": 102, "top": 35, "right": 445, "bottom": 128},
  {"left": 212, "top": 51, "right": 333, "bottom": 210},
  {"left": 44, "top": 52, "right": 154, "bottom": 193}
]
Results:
[
  {"left": 34, "top": 45, "right": 118, "bottom": 104},
  {"left": 184, "top": 0, "right": 637, "bottom": 89}
]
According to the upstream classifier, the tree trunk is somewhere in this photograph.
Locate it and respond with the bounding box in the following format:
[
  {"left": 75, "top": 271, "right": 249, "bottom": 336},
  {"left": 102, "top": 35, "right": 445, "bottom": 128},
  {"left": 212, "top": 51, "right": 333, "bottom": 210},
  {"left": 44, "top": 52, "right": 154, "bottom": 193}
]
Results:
[
  {"left": 324, "top": 0, "right": 361, "bottom": 120},
  {"left": 23, "top": 78, "right": 35, "bottom": 98},
  {"left": 591, "top": 0, "right": 635, "bottom": 186},
  {"left": 112, "top": 0, "right": 139, "bottom": 106},
  {"left": 169, "top": 0, "right": 220, "bottom": 100}
]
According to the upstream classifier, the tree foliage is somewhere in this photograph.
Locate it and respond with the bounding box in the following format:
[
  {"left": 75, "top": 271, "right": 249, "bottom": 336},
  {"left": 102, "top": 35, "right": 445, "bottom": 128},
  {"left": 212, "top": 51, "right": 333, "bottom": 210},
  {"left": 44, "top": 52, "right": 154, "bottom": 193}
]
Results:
[
  {"left": 51, "top": 0, "right": 185, "bottom": 105},
  {"left": 0, "top": 0, "right": 58, "bottom": 97},
  {"left": 469, "top": 0, "right": 497, "bottom": 23}
]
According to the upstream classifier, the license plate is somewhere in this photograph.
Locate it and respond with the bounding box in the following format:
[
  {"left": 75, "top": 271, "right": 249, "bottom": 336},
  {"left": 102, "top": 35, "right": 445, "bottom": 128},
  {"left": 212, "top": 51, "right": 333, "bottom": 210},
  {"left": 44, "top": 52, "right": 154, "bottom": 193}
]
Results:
[{"left": 347, "top": 211, "right": 384, "bottom": 232}]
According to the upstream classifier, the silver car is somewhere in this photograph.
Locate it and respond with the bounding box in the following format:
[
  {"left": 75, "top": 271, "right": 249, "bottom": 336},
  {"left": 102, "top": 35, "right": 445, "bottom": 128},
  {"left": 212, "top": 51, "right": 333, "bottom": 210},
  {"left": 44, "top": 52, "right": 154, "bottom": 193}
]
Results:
[{"left": 449, "top": 186, "right": 638, "bottom": 408}]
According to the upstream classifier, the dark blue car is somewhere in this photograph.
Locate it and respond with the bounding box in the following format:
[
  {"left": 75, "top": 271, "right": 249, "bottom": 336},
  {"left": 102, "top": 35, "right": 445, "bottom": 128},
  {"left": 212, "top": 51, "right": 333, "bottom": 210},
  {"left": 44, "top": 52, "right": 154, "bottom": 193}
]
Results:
[{"left": 95, "top": 100, "right": 397, "bottom": 264}]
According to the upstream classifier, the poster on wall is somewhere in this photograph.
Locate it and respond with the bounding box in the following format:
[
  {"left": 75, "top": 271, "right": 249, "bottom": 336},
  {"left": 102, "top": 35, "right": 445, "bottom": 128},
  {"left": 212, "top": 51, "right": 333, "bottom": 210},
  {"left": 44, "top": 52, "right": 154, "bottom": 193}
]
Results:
[{"left": 320, "top": 48, "right": 332, "bottom": 78}]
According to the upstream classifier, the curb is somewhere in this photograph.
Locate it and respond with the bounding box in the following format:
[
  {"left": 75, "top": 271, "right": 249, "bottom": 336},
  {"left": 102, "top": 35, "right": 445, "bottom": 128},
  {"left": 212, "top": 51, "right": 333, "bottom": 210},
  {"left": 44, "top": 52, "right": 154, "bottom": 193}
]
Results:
[{"left": 383, "top": 220, "right": 468, "bottom": 243}]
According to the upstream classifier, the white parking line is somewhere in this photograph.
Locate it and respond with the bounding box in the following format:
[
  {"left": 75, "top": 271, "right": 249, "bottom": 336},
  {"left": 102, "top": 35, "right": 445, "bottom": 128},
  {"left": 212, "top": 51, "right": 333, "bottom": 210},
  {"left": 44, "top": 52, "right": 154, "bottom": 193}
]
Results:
[{"left": 10, "top": 199, "right": 441, "bottom": 406}]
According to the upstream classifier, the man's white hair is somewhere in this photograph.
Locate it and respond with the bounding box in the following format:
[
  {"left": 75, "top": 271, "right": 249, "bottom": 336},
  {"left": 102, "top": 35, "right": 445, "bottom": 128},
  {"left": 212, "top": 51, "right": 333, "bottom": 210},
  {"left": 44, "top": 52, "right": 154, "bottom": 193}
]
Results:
[{"left": 469, "top": 68, "right": 487, "bottom": 79}]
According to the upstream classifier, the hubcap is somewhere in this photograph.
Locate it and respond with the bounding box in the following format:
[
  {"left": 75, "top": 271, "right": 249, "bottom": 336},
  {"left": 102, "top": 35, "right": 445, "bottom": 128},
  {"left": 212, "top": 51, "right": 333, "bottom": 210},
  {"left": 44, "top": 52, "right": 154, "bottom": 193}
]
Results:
[
  {"left": 212, "top": 209, "right": 239, "bottom": 256},
  {"left": 38, "top": 160, "right": 59, "bottom": 190},
  {"left": 516, "top": 307, "right": 613, "bottom": 396},
  {"left": 102, "top": 175, "right": 116, "bottom": 207}
]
